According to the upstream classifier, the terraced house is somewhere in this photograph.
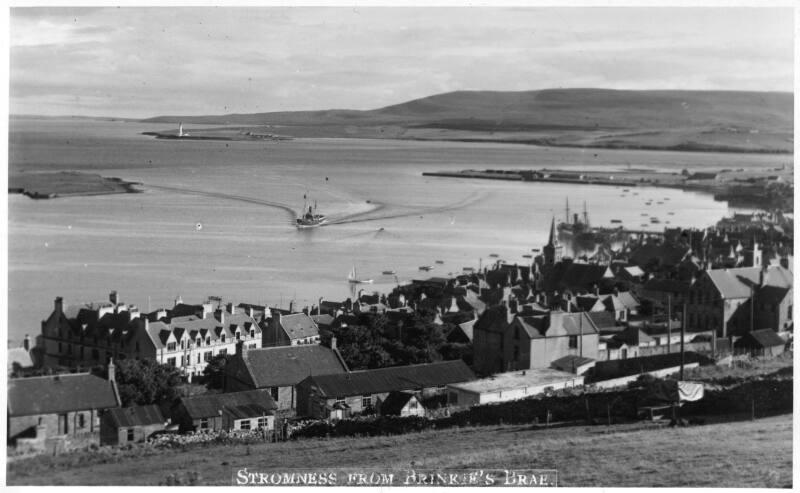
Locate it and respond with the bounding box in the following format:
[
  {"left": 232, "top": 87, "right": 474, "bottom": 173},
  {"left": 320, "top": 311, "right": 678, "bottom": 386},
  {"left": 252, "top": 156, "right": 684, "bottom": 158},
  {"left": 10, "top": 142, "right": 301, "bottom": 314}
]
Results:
[{"left": 38, "top": 291, "right": 263, "bottom": 380}]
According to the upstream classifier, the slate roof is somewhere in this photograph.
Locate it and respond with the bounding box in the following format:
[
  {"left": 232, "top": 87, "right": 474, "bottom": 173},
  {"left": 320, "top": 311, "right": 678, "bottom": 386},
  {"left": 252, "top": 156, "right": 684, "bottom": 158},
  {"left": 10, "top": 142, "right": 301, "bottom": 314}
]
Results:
[
  {"left": 306, "top": 360, "right": 476, "bottom": 398},
  {"left": 615, "top": 326, "right": 655, "bottom": 346},
  {"left": 180, "top": 390, "right": 276, "bottom": 419},
  {"left": 736, "top": 329, "right": 785, "bottom": 349},
  {"left": 380, "top": 391, "right": 419, "bottom": 415},
  {"left": 105, "top": 405, "right": 165, "bottom": 428},
  {"left": 278, "top": 313, "right": 319, "bottom": 340},
  {"left": 545, "top": 262, "right": 614, "bottom": 291},
  {"left": 551, "top": 355, "right": 596, "bottom": 373},
  {"left": 763, "top": 265, "right": 792, "bottom": 289},
  {"left": 457, "top": 318, "right": 476, "bottom": 342},
  {"left": 516, "top": 312, "right": 599, "bottom": 339},
  {"left": 311, "top": 314, "right": 335, "bottom": 328},
  {"left": 242, "top": 345, "right": 348, "bottom": 388},
  {"left": 8, "top": 373, "right": 120, "bottom": 417},
  {"left": 8, "top": 348, "right": 33, "bottom": 369},
  {"left": 586, "top": 311, "right": 620, "bottom": 333},
  {"left": 706, "top": 267, "right": 760, "bottom": 299},
  {"left": 642, "top": 278, "right": 691, "bottom": 294}
]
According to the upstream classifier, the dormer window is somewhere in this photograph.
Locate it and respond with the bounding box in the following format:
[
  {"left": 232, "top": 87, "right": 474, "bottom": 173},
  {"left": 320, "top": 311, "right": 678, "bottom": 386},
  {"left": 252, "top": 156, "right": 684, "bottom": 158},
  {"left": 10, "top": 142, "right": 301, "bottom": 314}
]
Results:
[
  {"left": 197, "top": 338, "right": 202, "bottom": 347},
  {"left": 167, "top": 342, "right": 177, "bottom": 351},
  {"left": 206, "top": 337, "right": 211, "bottom": 345},
  {"left": 236, "top": 331, "right": 241, "bottom": 341},
  {"left": 221, "top": 334, "right": 226, "bottom": 343},
  {"left": 250, "top": 329, "right": 255, "bottom": 338}
]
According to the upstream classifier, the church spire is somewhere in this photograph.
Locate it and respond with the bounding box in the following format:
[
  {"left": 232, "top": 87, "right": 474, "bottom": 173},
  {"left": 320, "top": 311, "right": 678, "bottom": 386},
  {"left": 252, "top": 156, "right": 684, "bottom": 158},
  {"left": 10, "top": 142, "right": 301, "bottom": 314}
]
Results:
[{"left": 548, "top": 216, "right": 557, "bottom": 246}]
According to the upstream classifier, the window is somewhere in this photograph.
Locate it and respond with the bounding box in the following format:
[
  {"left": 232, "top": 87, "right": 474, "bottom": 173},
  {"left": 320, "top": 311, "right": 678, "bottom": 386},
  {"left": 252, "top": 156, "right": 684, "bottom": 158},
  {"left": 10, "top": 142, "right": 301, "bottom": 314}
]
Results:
[
  {"left": 127, "top": 428, "right": 135, "bottom": 442},
  {"left": 514, "top": 326, "right": 519, "bottom": 340},
  {"left": 568, "top": 336, "right": 578, "bottom": 349},
  {"left": 199, "top": 418, "right": 209, "bottom": 430},
  {"left": 135, "top": 341, "right": 140, "bottom": 352},
  {"left": 621, "top": 348, "right": 628, "bottom": 359},
  {"left": 167, "top": 342, "right": 177, "bottom": 351},
  {"left": 221, "top": 334, "right": 226, "bottom": 343},
  {"left": 197, "top": 338, "right": 202, "bottom": 347},
  {"left": 361, "top": 395, "right": 372, "bottom": 409},
  {"left": 204, "top": 351, "right": 213, "bottom": 362},
  {"left": 236, "top": 332, "right": 241, "bottom": 341},
  {"left": 239, "top": 420, "right": 251, "bottom": 430},
  {"left": 80, "top": 347, "right": 84, "bottom": 358},
  {"left": 270, "top": 387, "right": 279, "bottom": 401},
  {"left": 180, "top": 340, "right": 185, "bottom": 350},
  {"left": 78, "top": 413, "right": 86, "bottom": 428},
  {"left": 197, "top": 353, "right": 201, "bottom": 364},
  {"left": 257, "top": 417, "right": 269, "bottom": 429},
  {"left": 250, "top": 329, "right": 255, "bottom": 338},
  {"left": 167, "top": 357, "right": 176, "bottom": 367},
  {"left": 206, "top": 337, "right": 211, "bottom": 346},
  {"left": 67, "top": 344, "right": 72, "bottom": 355},
  {"left": 58, "top": 342, "right": 63, "bottom": 353},
  {"left": 218, "top": 348, "right": 227, "bottom": 356}
]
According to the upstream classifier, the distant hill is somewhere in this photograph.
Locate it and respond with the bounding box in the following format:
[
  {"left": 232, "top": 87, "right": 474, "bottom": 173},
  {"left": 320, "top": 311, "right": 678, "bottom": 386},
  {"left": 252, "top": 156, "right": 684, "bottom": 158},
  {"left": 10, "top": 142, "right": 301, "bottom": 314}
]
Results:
[{"left": 142, "top": 89, "right": 794, "bottom": 153}]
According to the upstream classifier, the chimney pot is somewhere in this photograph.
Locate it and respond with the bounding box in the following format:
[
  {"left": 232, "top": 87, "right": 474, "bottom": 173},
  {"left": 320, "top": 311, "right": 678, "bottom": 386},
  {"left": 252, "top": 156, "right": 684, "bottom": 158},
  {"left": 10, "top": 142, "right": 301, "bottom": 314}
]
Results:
[
  {"left": 109, "top": 290, "right": 119, "bottom": 305},
  {"left": 23, "top": 334, "right": 31, "bottom": 351},
  {"left": 54, "top": 297, "right": 64, "bottom": 314}
]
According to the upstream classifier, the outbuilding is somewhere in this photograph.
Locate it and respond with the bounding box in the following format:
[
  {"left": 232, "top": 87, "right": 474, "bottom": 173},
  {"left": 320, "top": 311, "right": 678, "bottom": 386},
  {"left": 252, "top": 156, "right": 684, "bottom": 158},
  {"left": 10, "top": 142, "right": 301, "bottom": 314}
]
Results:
[{"left": 446, "top": 368, "right": 584, "bottom": 407}]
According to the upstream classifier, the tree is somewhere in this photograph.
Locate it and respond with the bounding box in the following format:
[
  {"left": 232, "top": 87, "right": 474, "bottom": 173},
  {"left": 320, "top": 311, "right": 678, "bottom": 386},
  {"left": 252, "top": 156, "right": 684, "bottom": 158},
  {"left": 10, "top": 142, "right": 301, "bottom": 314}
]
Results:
[
  {"left": 202, "top": 354, "right": 231, "bottom": 390},
  {"left": 111, "top": 359, "right": 182, "bottom": 407}
]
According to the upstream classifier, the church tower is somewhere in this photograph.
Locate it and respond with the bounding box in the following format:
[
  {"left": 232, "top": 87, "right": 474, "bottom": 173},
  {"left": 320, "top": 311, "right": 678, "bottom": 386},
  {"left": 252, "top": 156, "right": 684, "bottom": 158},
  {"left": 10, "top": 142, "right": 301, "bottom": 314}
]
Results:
[{"left": 543, "top": 217, "right": 564, "bottom": 266}]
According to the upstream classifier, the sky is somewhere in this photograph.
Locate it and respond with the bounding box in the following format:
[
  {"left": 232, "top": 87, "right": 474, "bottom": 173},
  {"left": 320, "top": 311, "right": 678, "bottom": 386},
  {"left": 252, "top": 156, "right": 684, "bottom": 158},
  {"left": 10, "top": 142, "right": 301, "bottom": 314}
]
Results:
[{"left": 7, "top": 6, "right": 796, "bottom": 119}]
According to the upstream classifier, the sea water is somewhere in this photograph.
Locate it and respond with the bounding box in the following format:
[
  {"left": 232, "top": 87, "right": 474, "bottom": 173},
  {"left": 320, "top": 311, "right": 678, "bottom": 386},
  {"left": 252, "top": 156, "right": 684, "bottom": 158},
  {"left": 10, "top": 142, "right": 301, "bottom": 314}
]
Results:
[{"left": 8, "top": 118, "right": 790, "bottom": 344}]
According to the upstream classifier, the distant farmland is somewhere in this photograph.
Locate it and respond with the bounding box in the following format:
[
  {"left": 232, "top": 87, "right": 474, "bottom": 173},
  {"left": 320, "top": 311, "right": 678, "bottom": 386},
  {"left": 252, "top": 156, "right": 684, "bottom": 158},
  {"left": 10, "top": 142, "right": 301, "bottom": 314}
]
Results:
[{"left": 142, "top": 89, "right": 793, "bottom": 154}]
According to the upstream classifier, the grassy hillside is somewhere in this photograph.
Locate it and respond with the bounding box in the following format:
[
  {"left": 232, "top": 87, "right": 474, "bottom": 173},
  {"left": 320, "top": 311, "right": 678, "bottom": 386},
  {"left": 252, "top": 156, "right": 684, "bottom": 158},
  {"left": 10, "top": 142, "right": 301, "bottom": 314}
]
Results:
[
  {"left": 7, "top": 414, "right": 792, "bottom": 486},
  {"left": 142, "top": 89, "right": 793, "bottom": 153}
]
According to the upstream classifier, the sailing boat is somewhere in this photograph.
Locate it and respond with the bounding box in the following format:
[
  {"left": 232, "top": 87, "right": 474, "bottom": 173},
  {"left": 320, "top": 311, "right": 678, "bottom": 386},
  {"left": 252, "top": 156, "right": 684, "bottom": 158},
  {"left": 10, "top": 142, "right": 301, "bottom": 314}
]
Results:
[
  {"left": 296, "top": 195, "right": 327, "bottom": 228},
  {"left": 348, "top": 265, "right": 373, "bottom": 284}
]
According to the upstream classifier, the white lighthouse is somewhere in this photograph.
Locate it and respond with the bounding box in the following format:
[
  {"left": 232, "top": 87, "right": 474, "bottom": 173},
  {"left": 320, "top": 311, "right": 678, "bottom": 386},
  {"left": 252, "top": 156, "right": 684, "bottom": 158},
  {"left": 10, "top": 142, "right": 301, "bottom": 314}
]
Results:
[{"left": 178, "top": 122, "right": 184, "bottom": 137}]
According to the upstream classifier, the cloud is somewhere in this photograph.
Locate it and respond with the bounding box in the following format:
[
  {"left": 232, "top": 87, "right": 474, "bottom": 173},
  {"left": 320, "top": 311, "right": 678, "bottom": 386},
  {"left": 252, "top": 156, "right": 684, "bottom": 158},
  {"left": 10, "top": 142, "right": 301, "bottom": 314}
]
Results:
[{"left": 9, "top": 6, "right": 794, "bottom": 118}]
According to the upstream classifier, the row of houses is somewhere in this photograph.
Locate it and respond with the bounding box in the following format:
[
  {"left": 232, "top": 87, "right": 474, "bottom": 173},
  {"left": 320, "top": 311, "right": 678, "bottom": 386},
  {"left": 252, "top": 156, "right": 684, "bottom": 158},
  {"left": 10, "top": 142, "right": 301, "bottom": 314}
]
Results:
[{"left": 34, "top": 291, "right": 322, "bottom": 380}]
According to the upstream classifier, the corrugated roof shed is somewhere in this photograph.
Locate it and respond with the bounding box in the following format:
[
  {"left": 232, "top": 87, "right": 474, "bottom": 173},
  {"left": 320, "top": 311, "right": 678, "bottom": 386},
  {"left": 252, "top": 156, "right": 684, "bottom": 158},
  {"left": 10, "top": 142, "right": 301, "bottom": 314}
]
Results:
[
  {"left": 8, "top": 373, "right": 120, "bottom": 416},
  {"left": 308, "top": 360, "right": 476, "bottom": 398},
  {"left": 243, "top": 345, "right": 348, "bottom": 388},
  {"left": 106, "top": 404, "right": 164, "bottom": 428},
  {"left": 180, "top": 390, "right": 276, "bottom": 419}
]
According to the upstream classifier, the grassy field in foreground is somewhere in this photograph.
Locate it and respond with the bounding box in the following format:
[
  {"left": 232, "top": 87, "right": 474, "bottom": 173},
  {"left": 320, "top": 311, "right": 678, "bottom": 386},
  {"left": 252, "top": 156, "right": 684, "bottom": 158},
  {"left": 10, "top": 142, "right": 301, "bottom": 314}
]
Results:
[{"left": 7, "top": 414, "right": 791, "bottom": 487}]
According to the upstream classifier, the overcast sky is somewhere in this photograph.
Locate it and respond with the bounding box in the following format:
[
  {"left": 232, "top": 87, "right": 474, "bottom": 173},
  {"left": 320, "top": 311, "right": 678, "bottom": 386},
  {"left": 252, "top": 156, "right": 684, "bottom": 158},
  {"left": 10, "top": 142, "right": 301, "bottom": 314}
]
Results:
[{"left": 8, "top": 6, "right": 795, "bottom": 118}]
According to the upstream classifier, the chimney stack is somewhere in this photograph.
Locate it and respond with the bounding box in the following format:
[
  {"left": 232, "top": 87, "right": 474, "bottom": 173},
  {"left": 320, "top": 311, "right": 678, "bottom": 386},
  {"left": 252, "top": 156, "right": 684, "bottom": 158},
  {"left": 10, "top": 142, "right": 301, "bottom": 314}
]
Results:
[
  {"left": 217, "top": 309, "right": 225, "bottom": 325},
  {"left": 54, "top": 297, "right": 63, "bottom": 315},
  {"left": 227, "top": 302, "right": 235, "bottom": 314},
  {"left": 109, "top": 290, "right": 119, "bottom": 305},
  {"left": 108, "top": 358, "right": 116, "bottom": 383},
  {"left": 289, "top": 300, "right": 294, "bottom": 313},
  {"left": 23, "top": 334, "right": 31, "bottom": 351}
]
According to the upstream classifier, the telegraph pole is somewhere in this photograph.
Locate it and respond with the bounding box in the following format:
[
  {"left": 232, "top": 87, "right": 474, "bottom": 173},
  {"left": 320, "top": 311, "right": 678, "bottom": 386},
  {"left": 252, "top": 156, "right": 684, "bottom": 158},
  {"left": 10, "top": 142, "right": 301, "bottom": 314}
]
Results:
[
  {"left": 680, "top": 304, "right": 686, "bottom": 380},
  {"left": 667, "top": 294, "right": 672, "bottom": 354}
]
